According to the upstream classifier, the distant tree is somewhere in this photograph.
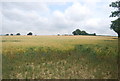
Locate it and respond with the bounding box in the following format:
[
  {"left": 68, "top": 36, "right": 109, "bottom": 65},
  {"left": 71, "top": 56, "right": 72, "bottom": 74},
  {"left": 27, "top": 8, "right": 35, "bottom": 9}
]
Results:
[
  {"left": 72, "top": 31, "right": 77, "bottom": 35},
  {"left": 75, "top": 29, "right": 81, "bottom": 35},
  {"left": 110, "top": 1, "right": 120, "bottom": 38},
  {"left": 5, "top": 34, "right": 9, "bottom": 36},
  {"left": 27, "top": 32, "right": 33, "bottom": 35},
  {"left": 72, "top": 29, "right": 96, "bottom": 36},
  {"left": 81, "top": 31, "right": 88, "bottom": 35},
  {"left": 72, "top": 29, "right": 81, "bottom": 35},
  {"left": 93, "top": 33, "right": 96, "bottom": 36},
  {"left": 88, "top": 33, "right": 96, "bottom": 36},
  {"left": 16, "top": 33, "right": 20, "bottom": 35},
  {"left": 57, "top": 34, "right": 60, "bottom": 36},
  {"left": 72, "top": 29, "right": 88, "bottom": 35},
  {"left": 10, "top": 34, "right": 13, "bottom": 36}
]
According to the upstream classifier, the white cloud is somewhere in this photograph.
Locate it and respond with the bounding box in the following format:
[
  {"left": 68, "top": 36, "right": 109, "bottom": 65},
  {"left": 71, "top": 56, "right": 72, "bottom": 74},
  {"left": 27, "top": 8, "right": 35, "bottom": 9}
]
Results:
[
  {"left": 86, "top": 18, "right": 101, "bottom": 28},
  {"left": 1, "top": 0, "right": 76, "bottom": 2},
  {"left": 64, "top": 2, "right": 91, "bottom": 22},
  {"left": 1, "top": 1, "right": 117, "bottom": 36},
  {"left": 0, "top": 3, "right": 2, "bottom": 34}
]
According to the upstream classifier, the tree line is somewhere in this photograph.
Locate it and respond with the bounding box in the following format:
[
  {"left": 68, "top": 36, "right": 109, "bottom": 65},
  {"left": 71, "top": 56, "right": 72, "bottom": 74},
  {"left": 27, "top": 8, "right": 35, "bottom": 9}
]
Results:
[
  {"left": 5, "top": 30, "right": 96, "bottom": 36},
  {"left": 72, "top": 29, "right": 96, "bottom": 36},
  {"left": 5, "top": 32, "right": 33, "bottom": 36}
]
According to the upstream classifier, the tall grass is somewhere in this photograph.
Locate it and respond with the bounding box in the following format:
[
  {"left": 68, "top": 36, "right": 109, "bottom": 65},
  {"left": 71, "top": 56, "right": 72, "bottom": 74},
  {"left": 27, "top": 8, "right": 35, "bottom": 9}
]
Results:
[{"left": 2, "top": 36, "right": 118, "bottom": 79}]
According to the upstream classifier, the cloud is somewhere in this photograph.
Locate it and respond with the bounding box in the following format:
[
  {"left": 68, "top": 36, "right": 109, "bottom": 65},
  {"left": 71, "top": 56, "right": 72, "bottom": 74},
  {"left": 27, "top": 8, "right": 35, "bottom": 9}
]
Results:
[
  {"left": 0, "top": 3, "right": 2, "bottom": 34},
  {"left": 64, "top": 2, "right": 91, "bottom": 22},
  {"left": 2, "top": 2, "right": 51, "bottom": 34},
  {"left": 1, "top": 1, "right": 117, "bottom": 36}
]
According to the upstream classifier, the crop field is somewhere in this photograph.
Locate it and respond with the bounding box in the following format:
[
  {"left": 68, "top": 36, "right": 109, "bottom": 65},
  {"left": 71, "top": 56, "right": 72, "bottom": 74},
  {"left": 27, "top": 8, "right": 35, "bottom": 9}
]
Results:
[{"left": 1, "top": 35, "right": 118, "bottom": 79}]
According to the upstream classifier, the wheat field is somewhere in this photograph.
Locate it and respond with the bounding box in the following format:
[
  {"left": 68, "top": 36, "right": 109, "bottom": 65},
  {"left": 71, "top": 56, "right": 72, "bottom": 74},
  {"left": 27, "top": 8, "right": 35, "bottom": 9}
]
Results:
[{"left": 1, "top": 35, "right": 118, "bottom": 79}]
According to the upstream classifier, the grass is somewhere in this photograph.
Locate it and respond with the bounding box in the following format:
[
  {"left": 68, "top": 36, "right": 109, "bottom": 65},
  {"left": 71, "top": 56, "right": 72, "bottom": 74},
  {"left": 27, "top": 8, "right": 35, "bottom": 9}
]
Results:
[{"left": 1, "top": 35, "right": 118, "bottom": 79}]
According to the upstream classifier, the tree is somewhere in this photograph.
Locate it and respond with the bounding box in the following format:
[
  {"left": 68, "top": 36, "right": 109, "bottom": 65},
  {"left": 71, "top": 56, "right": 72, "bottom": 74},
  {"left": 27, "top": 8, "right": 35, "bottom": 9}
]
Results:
[
  {"left": 72, "top": 29, "right": 81, "bottom": 35},
  {"left": 72, "top": 29, "right": 88, "bottom": 35},
  {"left": 110, "top": 1, "right": 120, "bottom": 38},
  {"left": 110, "top": 1, "right": 120, "bottom": 17},
  {"left": 10, "top": 34, "right": 13, "bottom": 36},
  {"left": 5, "top": 34, "right": 9, "bottom": 36},
  {"left": 72, "top": 31, "right": 77, "bottom": 35},
  {"left": 57, "top": 34, "right": 60, "bottom": 36},
  {"left": 72, "top": 29, "right": 96, "bottom": 36},
  {"left": 81, "top": 31, "right": 88, "bottom": 35},
  {"left": 16, "top": 33, "right": 20, "bottom": 35},
  {"left": 75, "top": 29, "right": 81, "bottom": 35},
  {"left": 27, "top": 32, "right": 33, "bottom": 35},
  {"left": 93, "top": 33, "right": 96, "bottom": 36},
  {"left": 110, "top": 18, "right": 120, "bottom": 37}
]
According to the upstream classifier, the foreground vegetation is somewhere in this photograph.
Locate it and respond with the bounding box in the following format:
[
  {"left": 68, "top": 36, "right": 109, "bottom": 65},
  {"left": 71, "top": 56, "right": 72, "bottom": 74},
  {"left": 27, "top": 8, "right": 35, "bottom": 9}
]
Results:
[{"left": 1, "top": 35, "right": 118, "bottom": 79}]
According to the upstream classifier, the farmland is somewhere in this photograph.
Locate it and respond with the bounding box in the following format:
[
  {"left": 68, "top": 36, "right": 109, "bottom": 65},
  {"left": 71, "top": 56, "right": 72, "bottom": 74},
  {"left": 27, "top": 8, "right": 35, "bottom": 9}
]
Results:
[{"left": 1, "top": 35, "right": 118, "bottom": 79}]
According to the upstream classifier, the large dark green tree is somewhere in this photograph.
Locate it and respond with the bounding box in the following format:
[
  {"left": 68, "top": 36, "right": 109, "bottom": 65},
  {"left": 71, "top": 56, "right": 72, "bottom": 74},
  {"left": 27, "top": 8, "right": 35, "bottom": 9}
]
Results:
[
  {"left": 110, "top": 18, "right": 120, "bottom": 37},
  {"left": 110, "top": 1, "right": 120, "bottom": 38},
  {"left": 27, "top": 32, "right": 33, "bottom": 35},
  {"left": 80, "top": 31, "right": 88, "bottom": 35},
  {"left": 72, "top": 29, "right": 81, "bottom": 35},
  {"left": 16, "top": 33, "right": 20, "bottom": 35},
  {"left": 72, "top": 29, "right": 95, "bottom": 35}
]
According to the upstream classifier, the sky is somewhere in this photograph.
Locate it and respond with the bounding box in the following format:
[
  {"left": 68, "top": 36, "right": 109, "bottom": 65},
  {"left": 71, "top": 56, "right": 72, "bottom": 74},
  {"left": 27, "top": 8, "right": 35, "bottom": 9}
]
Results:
[{"left": 0, "top": 0, "right": 118, "bottom": 36}]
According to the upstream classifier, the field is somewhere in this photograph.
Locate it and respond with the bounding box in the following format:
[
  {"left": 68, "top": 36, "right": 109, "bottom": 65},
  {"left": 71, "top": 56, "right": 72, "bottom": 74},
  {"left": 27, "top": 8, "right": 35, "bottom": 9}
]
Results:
[{"left": 1, "top": 35, "right": 118, "bottom": 79}]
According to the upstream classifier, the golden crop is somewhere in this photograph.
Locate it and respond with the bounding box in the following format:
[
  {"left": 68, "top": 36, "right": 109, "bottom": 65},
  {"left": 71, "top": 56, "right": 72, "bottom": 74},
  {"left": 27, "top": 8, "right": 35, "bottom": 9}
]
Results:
[{"left": 1, "top": 35, "right": 118, "bottom": 79}]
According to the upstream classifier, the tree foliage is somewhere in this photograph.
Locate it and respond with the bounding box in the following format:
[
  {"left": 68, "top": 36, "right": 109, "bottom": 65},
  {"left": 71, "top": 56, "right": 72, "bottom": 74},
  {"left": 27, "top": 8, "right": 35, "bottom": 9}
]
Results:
[
  {"left": 72, "top": 29, "right": 96, "bottom": 36},
  {"left": 27, "top": 32, "right": 33, "bottom": 35},
  {"left": 110, "top": 1, "right": 120, "bottom": 37},
  {"left": 16, "top": 33, "right": 20, "bottom": 35},
  {"left": 80, "top": 31, "right": 88, "bottom": 35},
  {"left": 109, "top": 1, "right": 120, "bottom": 17},
  {"left": 111, "top": 18, "right": 120, "bottom": 37},
  {"left": 5, "top": 34, "right": 9, "bottom": 36},
  {"left": 10, "top": 34, "right": 13, "bottom": 36}
]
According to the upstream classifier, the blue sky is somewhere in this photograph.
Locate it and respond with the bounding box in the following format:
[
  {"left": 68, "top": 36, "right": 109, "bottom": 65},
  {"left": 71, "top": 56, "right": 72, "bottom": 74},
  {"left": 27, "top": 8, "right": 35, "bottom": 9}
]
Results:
[
  {"left": 48, "top": 2, "right": 73, "bottom": 12},
  {"left": 0, "top": 0, "right": 118, "bottom": 36}
]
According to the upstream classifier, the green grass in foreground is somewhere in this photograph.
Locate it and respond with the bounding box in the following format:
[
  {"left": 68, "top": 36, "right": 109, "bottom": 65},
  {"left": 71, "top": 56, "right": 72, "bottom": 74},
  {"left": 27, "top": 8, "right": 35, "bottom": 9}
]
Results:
[{"left": 2, "top": 36, "right": 118, "bottom": 79}]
